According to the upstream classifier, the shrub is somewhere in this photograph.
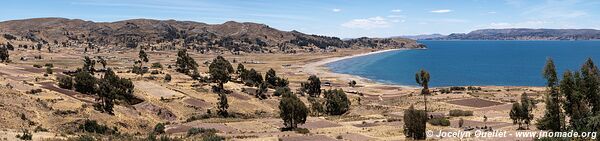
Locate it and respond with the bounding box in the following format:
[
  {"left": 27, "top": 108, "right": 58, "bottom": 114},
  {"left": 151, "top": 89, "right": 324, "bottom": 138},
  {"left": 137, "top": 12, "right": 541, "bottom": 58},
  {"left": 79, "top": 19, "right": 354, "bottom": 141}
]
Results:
[
  {"left": 58, "top": 75, "right": 74, "bottom": 89},
  {"left": 33, "top": 64, "right": 42, "bottom": 68},
  {"left": 449, "top": 110, "right": 474, "bottom": 117},
  {"left": 428, "top": 118, "right": 450, "bottom": 126},
  {"left": 324, "top": 89, "right": 350, "bottom": 115},
  {"left": 450, "top": 86, "right": 466, "bottom": 91},
  {"left": 150, "top": 70, "right": 159, "bottom": 74},
  {"left": 78, "top": 119, "right": 117, "bottom": 135},
  {"left": 164, "top": 74, "right": 172, "bottom": 82},
  {"left": 294, "top": 128, "right": 310, "bottom": 134},
  {"left": 404, "top": 105, "right": 426, "bottom": 139},
  {"left": 16, "top": 130, "right": 32, "bottom": 140},
  {"left": 151, "top": 62, "right": 163, "bottom": 68},
  {"left": 154, "top": 123, "right": 166, "bottom": 134},
  {"left": 202, "top": 133, "right": 225, "bottom": 141}
]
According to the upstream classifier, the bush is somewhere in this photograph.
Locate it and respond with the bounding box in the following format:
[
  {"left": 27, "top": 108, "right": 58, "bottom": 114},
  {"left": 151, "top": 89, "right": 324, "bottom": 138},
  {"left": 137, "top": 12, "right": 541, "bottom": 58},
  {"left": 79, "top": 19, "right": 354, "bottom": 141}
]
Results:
[
  {"left": 150, "top": 70, "right": 159, "bottom": 74},
  {"left": 152, "top": 62, "right": 163, "bottom": 68},
  {"left": 58, "top": 75, "right": 74, "bottom": 89},
  {"left": 202, "top": 133, "right": 225, "bottom": 141},
  {"left": 449, "top": 110, "right": 474, "bottom": 117},
  {"left": 164, "top": 74, "right": 172, "bottom": 82},
  {"left": 154, "top": 123, "right": 166, "bottom": 134},
  {"left": 78, "top": 119, "right": 117, "bottom": 135},
  {"left": 450, "top": 86, "right": 466, "bottom": 91},
  {"left": 324, "top": 89, "right": 350, "bottom": 115},
  {"left": 16, "top": 130, "right": 32, "bottom": 140},
  {"left": 294, "top": 128, "right": 310, "bottom": 134},
  {"left": 33, "top": 64, "right": 42, "bottom": 68},
  {"left": 428, "top": 118, "right": 450, "bottom": 126}
]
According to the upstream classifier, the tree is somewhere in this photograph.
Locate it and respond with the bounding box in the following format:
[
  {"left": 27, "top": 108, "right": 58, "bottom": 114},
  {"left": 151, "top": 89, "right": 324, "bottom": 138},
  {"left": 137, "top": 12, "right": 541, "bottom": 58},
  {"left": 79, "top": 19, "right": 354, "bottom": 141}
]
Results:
[
  {"left": 74, "top": 69, "right": 96, "bottom": 95},
  {"left": 96, "top": 68, "right": 135, "bottom": 114},
  {"left": 324, "top": 89, "right": 350, "bottom": 115},
  {"left": 279, "top": 89, "right": 308, "bottom": 129},
  {"left": 458, "top": 118, "right": 464, "bottom": 128},
  {"left": 45, "top": 66, "right": 53, "bottom": 74},
  {"left": 520, "top": 93, "right": 534, "bottom": 129},
  {"left": 274, "top": 86, "right": 291, "bottom": 97},
  {"left": 265, "top": 68, "right": 277, "bottom": 87},
  {"left": 97, "top": 57, "right": 107, "bottom": 69},
  {"left": 580, "top": 58, "right": 600, "bottom": 113},
  {"left": 510, "top": 102, "right": 524, "bottom": 129},
  {"left": 6, "top": 42, "right": 14, "bottom": 50},
  {"left": 404, "top": 105, "right": 426, "bottom": 140},
  {"left": 537, "top": 58, "right": 564, "bottom": 131},
  {"left": 275, "top": 77, "right": 289, "bottom": 88},
  {"left": 58, "top": 75, "right": 74, "bottom": 89},
  {"left": 560, "top": 70, "right": 590, "bottom": 131},
  {"left": 164, "top": 74, "right": 172, "bottom": 82},
  {"left": 304, "top": 75, "right": 321, "bottom": 97},
  {"left": 348, "top": 80, "right": 357, "bottom": 87},
  {"left": 139, "top": 49, "right": 149, "bottom": 64},
  {"left": 176, "top": 49, "right": 198, "bottom": 75},
  {"left": 415, "top": 69, "right": 430, "bottom": 112},
  {"left": 217, "top": 93, "right": 228, "bottom": 117},
  {"left": 236, "top": 63, "right": 246, "bottom": 74},
  {"left": 0, "top": 47, "right": 8, "bottom": 62},
  {"left": 256, "top": 82, "right": 268, "bottom": 100},
  {"left": 83, "top": 56, "right": 96, "bottom": 74},
  {"left": 209, "top": 56, "right": 234, "bottom": 91},
  {"left": 243, "top": 69, "right": 263, "bottom": 87},
  {"left": 308, "top": 97, "right": 325, "bottom": 116}
]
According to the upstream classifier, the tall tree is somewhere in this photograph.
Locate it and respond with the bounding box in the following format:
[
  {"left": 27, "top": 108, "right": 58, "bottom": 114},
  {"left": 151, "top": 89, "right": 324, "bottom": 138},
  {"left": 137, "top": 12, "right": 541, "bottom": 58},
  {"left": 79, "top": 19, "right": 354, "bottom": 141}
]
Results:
[
  {"left": 537, "top": 58, "right": 564, "bottom": 131},
  {"left": 324, "top": 89, "right": 351, "bottom": 115},
  {"left": 217, "top": 93, "right": 228, "bottom": 117},
  {"left": 520, "top": 93, "right": 534, "bottom": 129},
  {"left": 580, "top": 58, "right": 600, "bottom": 113},
  {"left": 279, "top": 89, "right": 308, "bottom": 129},
  {"left": 138, "top": 49, "right": 149, "bottom": 64},
  {"left": 175, "top": 49, "right": 198, "bottom": 75},
  {"left": 304, "top": 75, "right": 321, "bottom": 97},
  {"left": 561, "top": 70, "right": 590, "bottom": 131},
  {"left": 97, "top": 56, "right": 107, "bottom": 69},
  {"left": 0, "top": 47, "right": 8, "bottom": 62},
  {"left": 415, "top": 69, "right": 430, "bottom": 112},
  {"left": 265, "top": 68, "right": 277, "bottom": 87},
  {"left": 83, "top": 56, "right": 96, "bottom": 74},
  {"left": 209, "top": 56, "right": 234, "bottom": 91},
  {"left": 404, "top": 105, "right": 427, "bottom": 140}
]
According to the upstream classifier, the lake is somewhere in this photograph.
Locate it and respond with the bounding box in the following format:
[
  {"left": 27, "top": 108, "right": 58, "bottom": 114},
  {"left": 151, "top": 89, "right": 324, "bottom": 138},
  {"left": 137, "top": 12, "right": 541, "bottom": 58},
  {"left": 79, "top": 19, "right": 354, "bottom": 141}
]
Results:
[{"left": 326, "top": 41, "right": 600, "bottom": 87}]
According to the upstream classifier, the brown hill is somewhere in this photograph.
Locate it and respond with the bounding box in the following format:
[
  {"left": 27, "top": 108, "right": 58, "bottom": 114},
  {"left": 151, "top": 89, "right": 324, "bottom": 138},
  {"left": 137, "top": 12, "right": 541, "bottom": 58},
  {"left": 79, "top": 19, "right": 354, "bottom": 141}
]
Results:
[{"left": 0, "top": 18, "right": 423, "bottom": 53}]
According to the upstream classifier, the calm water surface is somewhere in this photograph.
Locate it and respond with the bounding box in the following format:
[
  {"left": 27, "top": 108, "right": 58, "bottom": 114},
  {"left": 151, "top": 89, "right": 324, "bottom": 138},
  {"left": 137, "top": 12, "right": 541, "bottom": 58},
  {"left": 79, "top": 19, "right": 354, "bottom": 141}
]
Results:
[{"left": 326, "top": 41, "right": 600, "bottom": 87}]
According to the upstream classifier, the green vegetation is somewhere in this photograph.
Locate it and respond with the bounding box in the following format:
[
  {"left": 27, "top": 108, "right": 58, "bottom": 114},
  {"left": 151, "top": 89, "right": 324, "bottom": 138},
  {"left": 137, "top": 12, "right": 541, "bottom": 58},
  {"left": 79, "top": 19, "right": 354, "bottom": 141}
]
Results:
[
  {"left": 273, "top": 86, "right": 291, "bottom": 97},
  {"left": 279, "top": 89, "right": 308, "bottom": 129},
  {"left": 324, "top": 89, "right": 350, "bottom": 115},
  {"left": 175, "top": 49, "right": 199, "bottom": 76},
  {"left": 209, "top": 56, "right": 234, "bottom": 91},
  {"left": 78, "top": 119, "right": 118, "bottom": 135},
  {"left": 74, "top": 69, "right": 96, "bottom": 94},
  {"left": 415, "top": 69, "right": 430, "bottom": 113},
  {"left": 449, "top": 110, "right": 473, "bottom": 117},
  {"left": 302, "top": 75, "right": 321, "bottom": 97},
  {"left": 152, "top": 62, "right": 163, "bottom": 68},
  {"left": 153, "top": 123, "right": 165, "bottom": 134},
  {"left": 510, "top": 93, "right": 535, "bottom": 130},
  {"left": 217, "top": 93, "right": 229, "bottom": 117},
  {"left": 308, "top": 97, "right": 325, "bottom": 116},
  {"left": 242, "top": 68, "right": 262, "bottom": 87},
  {"left": 16, "top": 130, "right": 32, "bottom": 140},
  {"left": 537, "top": 58, "right": 564, "bottom": 131},
  {"left": 0, "top": 46, "right": 9, "bottom": 62},
  {"left": 404, "top": 105, "right": 427, "bottom": 140},
  {"left": 428, "top": 118, "right": 450, "bottom": 126},
  {"left": 164, "top": 74, "right": 172, "bottom": 82},
  {"left": 58, "top": 75, "right": 74, "bottom": 89}
]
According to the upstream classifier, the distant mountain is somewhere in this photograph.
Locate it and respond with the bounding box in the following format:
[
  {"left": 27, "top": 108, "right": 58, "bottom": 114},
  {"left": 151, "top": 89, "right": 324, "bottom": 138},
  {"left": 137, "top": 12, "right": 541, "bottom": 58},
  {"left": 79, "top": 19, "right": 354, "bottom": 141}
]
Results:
[
  {"left": 0, "top": 18, "right": 424, "bottom": 53},
  {"left": 397, "top": 34, "right": 446, "bottom": 40},
  {"left": 430, "top": 28, "right": 600, "bottom": 40}
]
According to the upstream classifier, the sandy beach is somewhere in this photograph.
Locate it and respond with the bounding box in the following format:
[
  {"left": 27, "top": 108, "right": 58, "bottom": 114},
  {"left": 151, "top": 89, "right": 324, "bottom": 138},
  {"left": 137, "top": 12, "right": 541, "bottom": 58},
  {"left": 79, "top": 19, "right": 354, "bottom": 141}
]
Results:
[{"left": 302, "top": 48, "right": 418, "bottom": 89}]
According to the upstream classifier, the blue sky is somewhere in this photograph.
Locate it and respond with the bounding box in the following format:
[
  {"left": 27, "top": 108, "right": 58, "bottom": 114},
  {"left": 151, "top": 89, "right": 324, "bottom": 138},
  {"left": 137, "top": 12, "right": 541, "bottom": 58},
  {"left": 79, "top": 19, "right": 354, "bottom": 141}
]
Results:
[{"left": 1, "top": 0, "right": 599, "bottom": 38}]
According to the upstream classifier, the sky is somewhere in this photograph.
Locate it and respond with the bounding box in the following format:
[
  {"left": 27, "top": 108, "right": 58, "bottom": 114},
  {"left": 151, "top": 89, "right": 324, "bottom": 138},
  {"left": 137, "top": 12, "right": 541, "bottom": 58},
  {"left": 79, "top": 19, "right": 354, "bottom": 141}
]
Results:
[{"left": 1, "top": 0, "right": 599, "bottom": 38}]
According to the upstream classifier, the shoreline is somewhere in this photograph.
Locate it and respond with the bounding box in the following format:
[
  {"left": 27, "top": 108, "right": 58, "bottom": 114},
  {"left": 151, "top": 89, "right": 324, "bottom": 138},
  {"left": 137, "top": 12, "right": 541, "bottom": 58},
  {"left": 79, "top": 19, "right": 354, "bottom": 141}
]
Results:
[{"left": 302, "top": 48, "right": 419, "bottom": 89}]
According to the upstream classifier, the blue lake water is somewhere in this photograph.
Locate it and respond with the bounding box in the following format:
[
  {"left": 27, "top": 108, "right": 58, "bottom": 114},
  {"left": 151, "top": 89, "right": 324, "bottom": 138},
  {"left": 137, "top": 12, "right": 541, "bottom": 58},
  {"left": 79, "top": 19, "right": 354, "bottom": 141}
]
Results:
[{"left": 326, "top": 41, "right": 600, "bottom": 87}]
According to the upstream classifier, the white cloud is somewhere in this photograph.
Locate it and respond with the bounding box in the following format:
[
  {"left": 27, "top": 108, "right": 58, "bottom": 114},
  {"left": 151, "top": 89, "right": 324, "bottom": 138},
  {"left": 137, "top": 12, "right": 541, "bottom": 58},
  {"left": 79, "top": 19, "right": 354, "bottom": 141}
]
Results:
[
  {"left": 341, "top": 16, "right": 391, "bottom": 29},
  {"left": 391, "top": 9, "right": 402, "bottom": 12},
  {"left": 488, "top": 11, "right": 497, "bottom": 14},
  {"left": 430, "top": 9, "right": 452, "bottom": 13},
  {"left": 332, "top": 8, "right": 341, "bottom": 12},
  {"left": 387, "top": 15, "right": 405, "bottom": 18}
]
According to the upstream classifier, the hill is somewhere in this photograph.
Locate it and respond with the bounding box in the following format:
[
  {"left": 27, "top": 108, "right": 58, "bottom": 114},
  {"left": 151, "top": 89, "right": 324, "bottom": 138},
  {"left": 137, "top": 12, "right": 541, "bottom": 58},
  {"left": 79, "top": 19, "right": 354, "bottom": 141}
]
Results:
[
  {"left": 430, "top": 28, "right": 600, "bottom": 40},
  {"left": 0, "top": 18, "right": 423, "bottom": 53}
]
